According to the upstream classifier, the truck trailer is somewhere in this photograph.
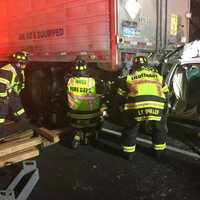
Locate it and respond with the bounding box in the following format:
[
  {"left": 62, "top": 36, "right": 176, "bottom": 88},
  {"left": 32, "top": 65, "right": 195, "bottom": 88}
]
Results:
[{"left": 0, "top": 0, "right": 191, "bottom": 127}]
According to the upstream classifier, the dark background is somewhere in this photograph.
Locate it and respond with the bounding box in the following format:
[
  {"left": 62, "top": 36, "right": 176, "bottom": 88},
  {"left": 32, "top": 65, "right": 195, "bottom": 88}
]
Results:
[{"left": 190, "top": 0, "right": 200, "bottom": 40}]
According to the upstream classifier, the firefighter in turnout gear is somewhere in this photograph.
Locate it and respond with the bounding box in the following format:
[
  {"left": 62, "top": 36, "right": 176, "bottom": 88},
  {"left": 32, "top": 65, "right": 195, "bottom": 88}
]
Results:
[
  {"left": 111, "top": 56, "right": 169, "bottom": 160},
  {"left": 0, "top": 51, "right": 29, "bottom": 136},
  {"left": 66, "top": 57, "right": 103, "bottom": 148}
]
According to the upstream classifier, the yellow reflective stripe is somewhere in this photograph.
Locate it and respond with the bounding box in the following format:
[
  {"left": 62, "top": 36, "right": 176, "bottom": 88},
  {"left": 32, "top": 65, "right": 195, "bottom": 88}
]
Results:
[
  {"left": 88, "top": 78, "right": 94, "bottom": 88},
  {"left": 1, "top": 64, "right": 17, "bottom": 89},
  {"left": 0, "top": 118, "right": 5, "bottom": 123},
  {"left": 131, "top": 101, "right": 164, "bottom": 107},
  {"left": 1, "top": 64, "right": 12, "bottom": 71},
  {"left": 122, "top": 145, "right": 136, "bottom": 153},
  {"left": 1, "top": 64, "right": 16, "bottom": 74},
  {"left": 74, "top": 135, "right": 81, "bottom": 141},
  {"left": 1, "top": 64, "right": 17, "bottom": 87},
  {"left": 14, "top": 108, "right": 25, "bottom": 116},
  {"left": 0, "top": 77, "right": 10, "bottom": 85},
  {"left": 72, "top": 95, "right": 96, "bottom": 100},
  {"left": 135, "top": 116, "right": 161, "bottom": 121},
  {"left": 0, "top": 92, "right": 7, "bottom": 97},
  {"left": 117, "top": 88, "right": 126, "bottom": 96},
  {"left": 124, "top": 101, "right": 164, "bottom": 110},
  {"left": 153, "top": 143, "right": 166, "bottom": 151},
  {"left": 68, "top": 112, "right": 100, "bottom": 119},
  {"left": 162, "top": 85, "right": 169, "bottom": 93}
]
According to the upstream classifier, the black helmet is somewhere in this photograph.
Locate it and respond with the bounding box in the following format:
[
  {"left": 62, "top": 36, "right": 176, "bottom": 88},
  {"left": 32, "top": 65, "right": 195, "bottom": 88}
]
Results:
[
  {"left": 11, "top": 51, "right": 28, "bottom": 63},
  {"left": 132, "top": 56, "right": 148, "bottom": 68},
  {"left": 74, "top": 57, "right": 87, "bottom": 71}
]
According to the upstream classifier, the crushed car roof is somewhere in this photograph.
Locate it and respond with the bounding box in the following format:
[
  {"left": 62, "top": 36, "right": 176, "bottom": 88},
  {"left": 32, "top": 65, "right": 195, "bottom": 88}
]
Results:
[{"left": 181, "top": 40, "right": 200, "bottom": 65}]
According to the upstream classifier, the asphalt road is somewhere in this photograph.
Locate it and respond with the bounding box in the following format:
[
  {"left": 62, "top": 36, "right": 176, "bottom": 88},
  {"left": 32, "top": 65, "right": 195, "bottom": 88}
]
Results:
[{"left": 28, "top": 140, "right": 200, "bottom": 200}]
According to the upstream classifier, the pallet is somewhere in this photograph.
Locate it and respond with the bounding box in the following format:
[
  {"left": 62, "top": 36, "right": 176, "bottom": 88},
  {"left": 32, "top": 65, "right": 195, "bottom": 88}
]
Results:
[
  {"left": 0, "top": 137, "right": 41, "bottom": 157},
  {"left": 0, "top": 129, "right": 34, "bottom": 143},
  {"left": 0, "top": 125, "right": 71, "bottom": 168},
  {"left": 0, "top": 147, "right": 39, "bottom": 168},
  {"left": 36, "top": 127, "right": 71, "bottom": 147},
  {"left": 0, "top": 128, "right": 41, "bottom": 169}
]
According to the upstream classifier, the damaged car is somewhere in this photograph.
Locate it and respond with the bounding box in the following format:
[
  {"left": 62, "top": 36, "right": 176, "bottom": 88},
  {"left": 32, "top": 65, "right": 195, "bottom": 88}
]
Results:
[{"left": 162, "top": 40, "right": 200, "bottom": 121}]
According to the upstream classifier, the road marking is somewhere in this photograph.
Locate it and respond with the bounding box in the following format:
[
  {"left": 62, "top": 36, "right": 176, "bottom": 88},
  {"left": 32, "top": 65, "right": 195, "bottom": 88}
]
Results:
[{"left": 101, "top": 127, "right": 200, "bottom": 159}]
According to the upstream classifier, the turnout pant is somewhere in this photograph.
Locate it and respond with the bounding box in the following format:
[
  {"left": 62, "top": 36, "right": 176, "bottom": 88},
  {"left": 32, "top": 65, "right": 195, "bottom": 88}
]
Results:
[{"left": 121, "top": 112, "right": 167, "bottom": 153}]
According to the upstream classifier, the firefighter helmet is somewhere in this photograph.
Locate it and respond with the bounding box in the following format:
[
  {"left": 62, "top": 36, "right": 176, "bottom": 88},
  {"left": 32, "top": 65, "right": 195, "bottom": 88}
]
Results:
[
  {"left": 132, "top": 56, "right": 148, "bottom": 68},
  {"left": 74, "top": 57, "right": 88, "bottom": 71},
  {"left": 11, "top": 51, "right": 28, "bottom": 63}
]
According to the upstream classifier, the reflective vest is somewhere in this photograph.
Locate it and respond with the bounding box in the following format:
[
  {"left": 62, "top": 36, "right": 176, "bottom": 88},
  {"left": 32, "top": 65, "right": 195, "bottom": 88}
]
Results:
[
  {"left": 0, "top": 64, "right": 25, "bottom": 97},
  {"left": 67, "top": 77, "right": 100, "bottom": 112},
  {"left": 119, "top": 67, "right": 168, "bottom": 121}
]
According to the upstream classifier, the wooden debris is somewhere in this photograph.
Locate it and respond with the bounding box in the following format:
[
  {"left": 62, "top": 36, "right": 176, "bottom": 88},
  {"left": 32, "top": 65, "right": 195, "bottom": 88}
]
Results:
[
  {"left": 36, "top": 127, "right": 71, "bottom": 148},
  {"left": 0, "top": 137, "right": 42, "bottom": 157},
  {"left": 0, "top": 129, "right": 34, "bottom": 143},
  {"left": 36, "top": 127, "right": 60, "bottom": 143},
  {"left": 0, "top": 125, "right": 72, "bottom": 168},
  {"left": 41, "top": 137, "right": 59, "bottom": 148},
  {"left": 0, "top": 147, "right": 39, "bottom": 168},
  {"left": 51, "top": 127, "right": 70, "bottom": 135}
]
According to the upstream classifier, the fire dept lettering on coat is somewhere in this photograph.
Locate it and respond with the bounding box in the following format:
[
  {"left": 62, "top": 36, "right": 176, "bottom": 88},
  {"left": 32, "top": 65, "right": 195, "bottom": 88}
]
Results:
[
  {"left": 69, "top": 87, "right": 91, "bottom": 94},
  {"left": 138, "top": 108, "right": 159, "bottom": 115},
  {"left": 132, "top": 73, "right": 157, "bottom": 80}
]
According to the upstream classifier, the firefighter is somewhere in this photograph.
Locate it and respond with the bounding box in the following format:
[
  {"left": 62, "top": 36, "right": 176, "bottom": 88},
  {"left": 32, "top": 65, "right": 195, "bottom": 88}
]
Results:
[
  {"left": 66, "top": 57, "right": 104, "bottom": 148},
  {"left": 0, "top": 51, "right": 29, "bottom": 136},
  {"left": 110, "top": 56, "right": 169, "bottom": 160}
]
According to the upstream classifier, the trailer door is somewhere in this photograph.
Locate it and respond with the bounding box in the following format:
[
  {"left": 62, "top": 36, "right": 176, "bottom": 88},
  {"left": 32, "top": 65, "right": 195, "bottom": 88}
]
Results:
[
  {"left": 164, "top": 0, "right": 190, "bottom": 50},
  {"left": 116, "top": 0, "right": 158, "bottom": 51}
]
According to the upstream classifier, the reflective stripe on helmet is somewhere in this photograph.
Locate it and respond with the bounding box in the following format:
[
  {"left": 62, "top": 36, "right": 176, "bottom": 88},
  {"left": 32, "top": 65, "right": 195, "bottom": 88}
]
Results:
[{"left": 12, "top": 52, "right": 28, "bottom": 63}]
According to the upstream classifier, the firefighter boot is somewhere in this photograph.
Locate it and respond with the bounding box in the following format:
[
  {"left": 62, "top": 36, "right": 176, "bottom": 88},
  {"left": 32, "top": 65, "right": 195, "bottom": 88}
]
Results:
[
  {"left": 153, "top": 149, "right": 166, "bottom": 160},
  {"left": 72, "top": 131, "right": 82, "bottom": 149},
  {"left": 127, "top": 153, "right": 134, "bottom": 161},
  {"left": 83, "top": 132, "right": 92, "bottom": 145},
  {"left": 122, "top": 144, "right": 136, "bottom": 161},
  {"left": 123, "top": 152, "right": 135, "bottom": 161}
]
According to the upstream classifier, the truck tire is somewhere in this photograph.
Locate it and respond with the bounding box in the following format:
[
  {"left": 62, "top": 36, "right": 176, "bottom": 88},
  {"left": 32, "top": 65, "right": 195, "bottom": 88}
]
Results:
[{"left": 24, "top": 69, "right": 51, "bottom": 125}]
